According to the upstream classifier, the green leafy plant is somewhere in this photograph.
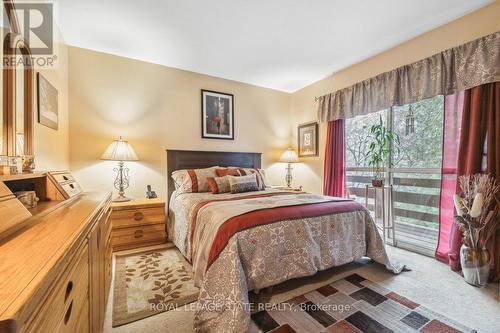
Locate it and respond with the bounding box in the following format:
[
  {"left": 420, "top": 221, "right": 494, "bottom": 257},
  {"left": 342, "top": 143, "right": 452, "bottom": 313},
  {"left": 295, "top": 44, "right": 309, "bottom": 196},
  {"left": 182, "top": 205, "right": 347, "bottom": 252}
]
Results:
[{"left": 366, "top": 115, "right": 400, "bottom": 182}]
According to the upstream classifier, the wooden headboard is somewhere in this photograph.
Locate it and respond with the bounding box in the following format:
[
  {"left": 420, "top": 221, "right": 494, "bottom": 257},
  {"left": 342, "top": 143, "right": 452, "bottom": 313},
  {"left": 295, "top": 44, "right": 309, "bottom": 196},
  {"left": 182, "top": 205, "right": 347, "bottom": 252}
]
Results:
[{"left": 166, "top": 149, "right": 261, "bottom": 201}]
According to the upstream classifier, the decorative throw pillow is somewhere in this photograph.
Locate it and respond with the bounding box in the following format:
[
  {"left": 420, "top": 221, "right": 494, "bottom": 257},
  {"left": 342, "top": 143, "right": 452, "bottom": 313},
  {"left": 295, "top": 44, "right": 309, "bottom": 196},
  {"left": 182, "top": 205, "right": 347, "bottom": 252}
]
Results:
[
  {"left": 237, "top": 168, "right": 267, "bottom": 190},
  {"left": 207, "top": 176, "right": 231, "bottom": 194},
  {"left": 227, "top": 174, "right": 259, "bottom": 194},
  {"left": 171, "top": 166, "right": 218, "bottom": 194},
  {"left": 216, "top": 168, "right": 241, "bottom": 177}
]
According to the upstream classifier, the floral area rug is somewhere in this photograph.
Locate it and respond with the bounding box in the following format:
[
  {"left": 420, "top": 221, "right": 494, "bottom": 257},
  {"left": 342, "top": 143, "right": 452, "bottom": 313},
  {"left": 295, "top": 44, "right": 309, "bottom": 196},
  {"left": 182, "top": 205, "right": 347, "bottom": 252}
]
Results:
[{"left": 112, "top": 248, "right": 199, "bottom": 327}]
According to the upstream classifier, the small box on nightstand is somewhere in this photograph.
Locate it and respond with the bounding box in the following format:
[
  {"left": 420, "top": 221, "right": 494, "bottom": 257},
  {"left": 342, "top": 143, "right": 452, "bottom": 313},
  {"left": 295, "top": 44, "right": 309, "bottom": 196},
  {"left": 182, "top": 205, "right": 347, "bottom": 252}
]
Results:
[{"left": 110, "top": 198, "right": 166, "bottom": 251}]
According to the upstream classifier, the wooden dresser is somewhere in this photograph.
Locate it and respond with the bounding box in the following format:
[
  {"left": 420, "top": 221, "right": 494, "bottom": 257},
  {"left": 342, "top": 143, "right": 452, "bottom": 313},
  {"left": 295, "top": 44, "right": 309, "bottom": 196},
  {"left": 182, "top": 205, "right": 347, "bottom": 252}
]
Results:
[
  {"left": 111, "top": 198, "right": 166, "bottom": 251},
  {"left": 0, "top": 172, "right": 112, "bottom": 333}
]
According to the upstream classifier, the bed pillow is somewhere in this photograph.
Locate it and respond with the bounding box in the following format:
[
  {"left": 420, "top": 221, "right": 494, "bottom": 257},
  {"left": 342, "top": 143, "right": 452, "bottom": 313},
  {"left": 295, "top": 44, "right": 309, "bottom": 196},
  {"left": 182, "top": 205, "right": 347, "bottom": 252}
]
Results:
[
  {"left": 237, "top": 168, "right": 267, "bottom": 190},
  {"left": 171, "top": 166, "right": 218, "bottom": 193},
  {"left": 207, "top": 176, "right": 231, "bottom": 194},
  {"left": 227, "top": 174, "right": 259, "bottom": 194},
  {"left": 215, "top": 168, "right": 241, "bottom": 177}
]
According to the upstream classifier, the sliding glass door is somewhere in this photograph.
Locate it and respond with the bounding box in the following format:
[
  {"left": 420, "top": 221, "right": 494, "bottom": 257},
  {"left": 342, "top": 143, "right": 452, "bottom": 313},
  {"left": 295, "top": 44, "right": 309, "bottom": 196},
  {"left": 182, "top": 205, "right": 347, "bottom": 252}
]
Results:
[{"left": 345, "top": 96, "right": 444, "bottom": 256}]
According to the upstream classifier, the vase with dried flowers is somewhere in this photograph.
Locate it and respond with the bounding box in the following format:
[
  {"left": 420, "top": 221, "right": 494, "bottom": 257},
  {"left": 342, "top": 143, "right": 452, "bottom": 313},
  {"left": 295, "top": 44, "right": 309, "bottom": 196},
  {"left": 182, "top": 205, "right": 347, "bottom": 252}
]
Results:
[{"left": 453, "top": 174, "right": 499, "bottom": 287}]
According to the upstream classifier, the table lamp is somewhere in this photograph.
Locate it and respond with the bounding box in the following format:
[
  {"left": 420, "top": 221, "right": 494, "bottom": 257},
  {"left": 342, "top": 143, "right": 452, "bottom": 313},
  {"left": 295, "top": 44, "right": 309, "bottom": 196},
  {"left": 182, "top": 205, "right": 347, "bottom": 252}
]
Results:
[
  {"left": 101, "top": 136, "right": 139, "bottom": 202},
  {"left": 279, "top": 147, "right": 299, "bottom": 188}
]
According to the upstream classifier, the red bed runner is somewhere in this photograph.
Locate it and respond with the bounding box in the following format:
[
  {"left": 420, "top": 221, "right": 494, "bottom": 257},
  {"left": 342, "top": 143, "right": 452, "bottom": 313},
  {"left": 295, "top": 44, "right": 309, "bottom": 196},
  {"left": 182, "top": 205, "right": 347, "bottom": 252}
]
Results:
[
  {"left": 189, "top": 192, "right": 364, "bottom": 271},
  {"left": 189, "top": 192, "right": 296, "bottom": 259}
]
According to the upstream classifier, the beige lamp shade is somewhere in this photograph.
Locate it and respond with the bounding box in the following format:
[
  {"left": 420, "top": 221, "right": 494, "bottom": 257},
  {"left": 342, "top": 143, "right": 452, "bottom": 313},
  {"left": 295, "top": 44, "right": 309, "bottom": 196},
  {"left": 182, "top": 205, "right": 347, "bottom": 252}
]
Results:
[
  {"left": 101, "top": 137, "right": 139, "bottom": 161},
  {"left": 279, "top": 147, "right": 299, "bottom": 163}
]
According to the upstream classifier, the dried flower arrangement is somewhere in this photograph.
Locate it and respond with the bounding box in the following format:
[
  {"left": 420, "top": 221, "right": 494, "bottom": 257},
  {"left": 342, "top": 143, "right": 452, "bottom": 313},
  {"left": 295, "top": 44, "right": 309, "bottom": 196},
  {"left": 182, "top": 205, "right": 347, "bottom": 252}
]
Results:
[{"left": 453, "top": 174, "right": 500, "bottom": 250}]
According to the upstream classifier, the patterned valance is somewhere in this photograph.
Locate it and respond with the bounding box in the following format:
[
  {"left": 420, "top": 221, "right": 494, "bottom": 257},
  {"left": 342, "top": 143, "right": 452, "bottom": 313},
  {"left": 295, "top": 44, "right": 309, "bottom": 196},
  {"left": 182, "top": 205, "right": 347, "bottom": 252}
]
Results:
[{"left": 317, "top": 31, "right": 500, "bottom": 122}]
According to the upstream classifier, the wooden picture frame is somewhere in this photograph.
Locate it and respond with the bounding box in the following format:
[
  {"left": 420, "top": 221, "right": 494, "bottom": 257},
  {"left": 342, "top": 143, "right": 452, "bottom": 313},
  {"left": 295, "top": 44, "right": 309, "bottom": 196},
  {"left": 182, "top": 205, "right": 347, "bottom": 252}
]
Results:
[
  {"left": 298, "top": 122, "right": 318, "bottom": 157},
  {"left": 201, "top": 90, "right": 234, "bottom": 140},
  {"left": 37, "top": 73, "right": 59, "bottom": 130}
]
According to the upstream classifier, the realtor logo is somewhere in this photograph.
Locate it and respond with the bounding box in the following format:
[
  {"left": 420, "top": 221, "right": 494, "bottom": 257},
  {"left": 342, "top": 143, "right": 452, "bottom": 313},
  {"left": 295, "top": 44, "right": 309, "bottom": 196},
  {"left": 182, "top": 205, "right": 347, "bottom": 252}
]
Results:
[
  {"left": 2, "top": 1, "right": 57, "bottom": 68},
  {"left": 5, "top": 1, "right": 53, "bottom": 54}
]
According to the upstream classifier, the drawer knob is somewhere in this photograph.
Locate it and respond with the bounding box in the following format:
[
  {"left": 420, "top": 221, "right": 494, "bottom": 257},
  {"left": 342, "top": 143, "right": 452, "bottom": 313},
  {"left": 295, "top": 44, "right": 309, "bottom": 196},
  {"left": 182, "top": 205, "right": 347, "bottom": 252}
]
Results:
[
  {"left": 133, "top": 212, "right": 144, "bottom": 221},
  {"left": 64, "top": 300, "right": 73, "bottom": 325},
  {"left": 134, "top": 230, "right": 144, "bottom": 238},
  {"left": 65, "top": 281, "right": 73, "bottom": 302}
]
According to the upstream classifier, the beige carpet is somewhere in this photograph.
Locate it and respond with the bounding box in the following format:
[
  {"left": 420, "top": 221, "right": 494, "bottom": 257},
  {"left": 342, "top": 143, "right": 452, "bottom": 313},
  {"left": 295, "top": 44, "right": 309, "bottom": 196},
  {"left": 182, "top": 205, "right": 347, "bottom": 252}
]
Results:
[
  {"left": 113, "top": 247, "right": 199, "bottom": 327},
  {"left": 104, "top": 245, "right": 500, "bottom": 333}
]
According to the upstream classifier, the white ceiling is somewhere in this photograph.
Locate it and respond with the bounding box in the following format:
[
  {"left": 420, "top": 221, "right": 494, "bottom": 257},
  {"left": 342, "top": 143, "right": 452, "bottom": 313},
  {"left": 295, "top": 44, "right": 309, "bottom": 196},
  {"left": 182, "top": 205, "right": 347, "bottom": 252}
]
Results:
[{"left": 53, "top": 0, "right": 493, "bottom": 92}]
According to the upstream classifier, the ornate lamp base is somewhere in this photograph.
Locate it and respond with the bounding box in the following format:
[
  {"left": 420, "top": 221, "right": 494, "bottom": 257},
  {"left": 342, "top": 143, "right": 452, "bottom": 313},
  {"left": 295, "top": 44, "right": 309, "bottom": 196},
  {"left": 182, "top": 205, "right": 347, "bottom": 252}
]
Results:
[
  {"left": 113, "top": 160, "right": 132, "bottom": 202},
  {"left": 285, "top": 163, "right": 293, "bottom": 188},
  {"left": 113, "top": 195, "right": 132, "bottom": 202}
]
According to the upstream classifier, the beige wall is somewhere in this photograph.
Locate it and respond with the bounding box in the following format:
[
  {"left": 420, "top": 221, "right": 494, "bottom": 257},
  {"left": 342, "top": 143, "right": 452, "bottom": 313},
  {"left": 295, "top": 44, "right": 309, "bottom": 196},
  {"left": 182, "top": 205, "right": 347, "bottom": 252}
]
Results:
[
  {"left": 35, "top": 37, "right": 70, "bottom": 171},
  {"left": 68, "top": 47, "right": 291, "bottom": 199},
  {"left": 290, "top": 1, "right": 500, "bottom": 194}
]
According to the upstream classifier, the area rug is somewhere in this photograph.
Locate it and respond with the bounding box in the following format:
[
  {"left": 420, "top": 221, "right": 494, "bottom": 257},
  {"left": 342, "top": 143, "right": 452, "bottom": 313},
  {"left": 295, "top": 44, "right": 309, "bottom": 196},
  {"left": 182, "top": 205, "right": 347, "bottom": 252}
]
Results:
[
  {"left": 250, "top": 273, "right": 476, "bottom": 333},
  {"left": 113, "top": 248, "right": 199, "bottom": 327}
]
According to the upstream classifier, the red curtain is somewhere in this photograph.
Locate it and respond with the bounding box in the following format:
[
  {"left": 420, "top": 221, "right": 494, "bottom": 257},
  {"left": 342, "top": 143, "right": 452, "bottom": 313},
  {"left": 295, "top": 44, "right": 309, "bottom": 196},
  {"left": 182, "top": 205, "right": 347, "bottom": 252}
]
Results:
[
  {"left": 486, "top": 82, "right": 500, "bottom": 177},
  {"left": 446, "top": 82, "right": 499, "bottom": 278},
  {"left": 435, "top": 92, "right": 464, "bottom": 262},
  {"left": 323, "top": 119, "right": 345, "bottom": 197},
  {"left": 486, "top": 83, "right": 500, "bottom": 280}
]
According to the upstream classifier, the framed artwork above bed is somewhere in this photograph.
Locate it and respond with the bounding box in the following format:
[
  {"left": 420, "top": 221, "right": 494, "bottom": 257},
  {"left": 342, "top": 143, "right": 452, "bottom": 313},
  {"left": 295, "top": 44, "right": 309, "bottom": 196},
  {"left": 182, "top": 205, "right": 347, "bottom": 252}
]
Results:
[
  {"left": 201, "top": 90, "right": 234, "bottom": 140},
  {"left": 298, "top": 122, "right": 318, "bottom": 157}
]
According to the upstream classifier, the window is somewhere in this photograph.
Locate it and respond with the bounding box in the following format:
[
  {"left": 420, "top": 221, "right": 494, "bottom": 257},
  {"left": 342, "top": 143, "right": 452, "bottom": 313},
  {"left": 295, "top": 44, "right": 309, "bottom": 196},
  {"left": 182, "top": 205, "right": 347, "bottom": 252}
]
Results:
[
  {"left": 345, "top": 109, "right": 387, "bottom": 168},
  {"left": 345, "top": 96, "right": 444, "bottom": 255},
  {"left": 392, "top": 96, "right": 444, "bottom": 169}
]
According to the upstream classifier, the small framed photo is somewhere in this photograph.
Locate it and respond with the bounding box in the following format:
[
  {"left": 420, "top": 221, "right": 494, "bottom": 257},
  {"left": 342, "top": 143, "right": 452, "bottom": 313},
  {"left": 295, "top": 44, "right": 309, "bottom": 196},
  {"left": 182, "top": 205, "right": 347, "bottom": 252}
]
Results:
[
  {"left": 37, "top": 73, "right": 59, "bottom": 130},
  {"left": 201, "top": 90, "right": 234, "bottom": 140},
  {"left": 298, "top": 122, "right": 318, "bottom": 157}
]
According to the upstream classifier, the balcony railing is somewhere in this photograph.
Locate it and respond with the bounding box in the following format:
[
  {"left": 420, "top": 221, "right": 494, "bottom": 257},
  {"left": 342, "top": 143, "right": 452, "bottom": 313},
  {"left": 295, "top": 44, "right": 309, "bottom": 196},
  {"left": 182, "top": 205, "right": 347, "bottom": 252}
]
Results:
[{"left": 346, "top": 169, "right": 440, "bottom": 255}]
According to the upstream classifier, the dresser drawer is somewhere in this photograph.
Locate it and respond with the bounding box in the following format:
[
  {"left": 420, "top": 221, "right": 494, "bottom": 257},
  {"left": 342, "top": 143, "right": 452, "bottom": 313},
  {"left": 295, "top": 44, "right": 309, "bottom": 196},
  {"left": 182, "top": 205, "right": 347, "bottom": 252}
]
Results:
[
  {"left": 51, "top": 172, "right": 75, "bottom": 184},
  {"left": 61, "top": 182, "right": 83, "bottom": 198},
  {"left": 111, "top": 207, "right": 165, "bottom": 228},
  {"left": 55, "top": 294, "right": 89, "bottom": 333},
  {"left": 112, "top": 224, "right": 165, "bottom": 251},
  {"left": 25, "top": 243, "right": 89, "bottom": 333},
  {"left": 70, "top": 300, "right": 89, "bottom": 333}
]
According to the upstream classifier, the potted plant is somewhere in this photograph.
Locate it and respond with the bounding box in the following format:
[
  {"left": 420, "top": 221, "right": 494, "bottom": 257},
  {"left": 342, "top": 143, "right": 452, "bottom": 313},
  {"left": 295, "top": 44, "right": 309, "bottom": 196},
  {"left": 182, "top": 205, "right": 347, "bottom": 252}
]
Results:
[
  {"left": 366, "top": 115, "right": 399, "bottom": 187},
  {"left": 453, "top": 174, "right": 499, "bottom": 287}
]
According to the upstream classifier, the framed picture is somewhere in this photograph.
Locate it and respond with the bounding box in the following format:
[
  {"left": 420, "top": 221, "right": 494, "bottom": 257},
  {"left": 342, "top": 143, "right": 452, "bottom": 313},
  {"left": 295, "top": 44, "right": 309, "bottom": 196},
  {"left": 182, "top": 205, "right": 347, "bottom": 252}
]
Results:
[
  {"left": 37, "top": 73, "right": 58, "bottom": 130},
  {"left": 298, "top": 122, "right": 318, "bottom": 157},
  {"left": 201, "top": 90, "right": 234, "bottom": 140}
]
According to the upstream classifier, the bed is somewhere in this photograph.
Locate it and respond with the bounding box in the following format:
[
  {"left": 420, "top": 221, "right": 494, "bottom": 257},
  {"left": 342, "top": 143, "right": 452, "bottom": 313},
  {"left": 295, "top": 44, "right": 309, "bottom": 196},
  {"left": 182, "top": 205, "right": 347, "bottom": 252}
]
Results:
[{"left": 166, "top": 149, "right": 405, "bottom": 333}]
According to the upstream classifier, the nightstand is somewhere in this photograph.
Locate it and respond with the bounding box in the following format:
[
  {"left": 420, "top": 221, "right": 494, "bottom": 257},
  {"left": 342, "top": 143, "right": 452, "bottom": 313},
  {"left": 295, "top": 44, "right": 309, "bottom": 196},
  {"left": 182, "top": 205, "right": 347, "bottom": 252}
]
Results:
[
  {"left": 110, "top": 198, "right": 166, "bottom": 251},
  {"left": 271, "top": 185, "right": 304, "bottom": 192}
]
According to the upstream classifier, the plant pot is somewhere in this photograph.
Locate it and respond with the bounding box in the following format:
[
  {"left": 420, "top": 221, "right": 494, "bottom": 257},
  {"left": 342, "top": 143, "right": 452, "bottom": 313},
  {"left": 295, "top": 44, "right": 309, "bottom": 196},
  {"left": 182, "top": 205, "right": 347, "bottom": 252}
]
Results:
[
  {"left": 371, "top": 179, "right": 384, "bottom": 187},
  {"left": 460, "top": 244, "right": 490, "bottom": 287}
]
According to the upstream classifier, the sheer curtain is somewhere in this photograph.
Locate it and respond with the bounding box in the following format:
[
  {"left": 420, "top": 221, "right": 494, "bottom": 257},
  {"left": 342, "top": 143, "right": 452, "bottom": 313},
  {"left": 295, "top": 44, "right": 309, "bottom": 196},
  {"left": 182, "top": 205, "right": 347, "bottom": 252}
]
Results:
[
  {"left": 323, "top": 119, "right": 345, "bottom": 197},
  {"left": 435, "top": 92, "right": 464, "bottom": 262}
]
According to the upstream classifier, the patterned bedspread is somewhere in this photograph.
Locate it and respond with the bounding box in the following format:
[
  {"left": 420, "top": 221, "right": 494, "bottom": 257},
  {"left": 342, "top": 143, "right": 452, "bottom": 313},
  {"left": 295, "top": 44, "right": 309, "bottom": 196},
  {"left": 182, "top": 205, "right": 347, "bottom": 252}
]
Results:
[{"left": 168, "top": 190, "right": 405, "bottom": 332}]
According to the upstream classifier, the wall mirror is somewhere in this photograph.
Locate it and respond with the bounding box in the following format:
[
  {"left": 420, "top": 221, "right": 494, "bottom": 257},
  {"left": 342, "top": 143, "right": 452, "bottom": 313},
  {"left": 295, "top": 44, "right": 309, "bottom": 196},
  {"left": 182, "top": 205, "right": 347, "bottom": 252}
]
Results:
[
  {"left": 15, "top": 45, "right": 25, "bottom": 156},
  {"left": 2, "top": 0, "right": 34, "bottom": 159},
  {"left": 1, "top": 17, "right": 4, "bottom": 156}
]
